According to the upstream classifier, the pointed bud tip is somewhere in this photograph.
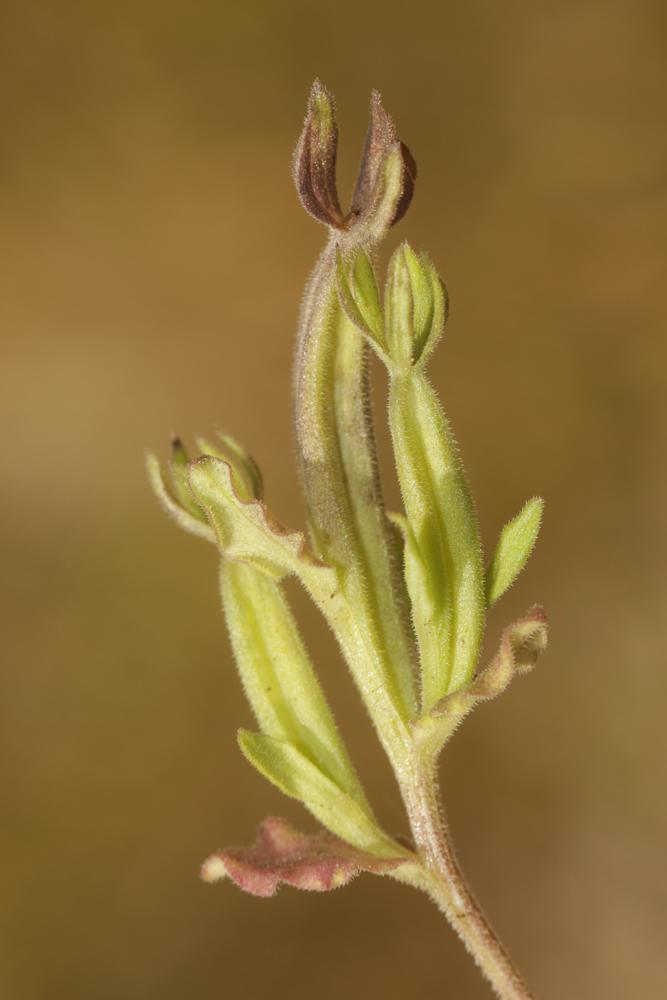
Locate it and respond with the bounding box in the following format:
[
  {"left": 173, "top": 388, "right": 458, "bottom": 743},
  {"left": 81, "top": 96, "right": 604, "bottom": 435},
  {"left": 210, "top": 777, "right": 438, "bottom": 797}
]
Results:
[{"left": 293, "top": 79, "right": 343, "bottom": 229}]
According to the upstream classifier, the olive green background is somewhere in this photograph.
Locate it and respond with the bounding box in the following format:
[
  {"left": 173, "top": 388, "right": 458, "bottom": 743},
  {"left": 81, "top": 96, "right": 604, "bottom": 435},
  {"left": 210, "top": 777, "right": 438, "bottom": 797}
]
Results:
[{"left": 2, "top": 2, "right": 665, "bottom": 997}]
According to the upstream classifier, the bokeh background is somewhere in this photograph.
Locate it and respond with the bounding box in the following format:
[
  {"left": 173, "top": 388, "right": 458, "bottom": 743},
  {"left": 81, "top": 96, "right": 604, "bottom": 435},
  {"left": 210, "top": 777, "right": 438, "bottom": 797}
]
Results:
[{"left": 2, "top": 1, "right": 666, "bottom": 997}]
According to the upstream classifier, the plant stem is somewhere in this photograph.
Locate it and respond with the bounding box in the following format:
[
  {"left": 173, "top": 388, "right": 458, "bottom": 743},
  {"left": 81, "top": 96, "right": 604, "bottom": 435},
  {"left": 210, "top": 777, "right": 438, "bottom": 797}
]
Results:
[{"left": 396, "top": 753, "right": 534, "bottom": 1000}]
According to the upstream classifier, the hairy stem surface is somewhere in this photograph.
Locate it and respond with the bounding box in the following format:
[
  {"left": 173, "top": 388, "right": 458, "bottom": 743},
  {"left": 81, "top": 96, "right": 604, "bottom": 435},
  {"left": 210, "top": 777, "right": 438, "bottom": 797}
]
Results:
[{"left": 396, "top": 753, "right": 534, "bottom": 1000}]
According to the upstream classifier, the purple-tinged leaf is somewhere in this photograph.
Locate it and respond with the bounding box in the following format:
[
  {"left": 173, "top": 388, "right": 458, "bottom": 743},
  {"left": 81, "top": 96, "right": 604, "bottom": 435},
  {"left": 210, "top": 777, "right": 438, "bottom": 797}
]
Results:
[
  {"left": 471, "top": 605, "right": 548, "bottom": 699},
  {"left": 201, "top": 817, "right": 407, "bottom": 897},
  {"left": 425, "top": 606, "right": 548, "bottom": 721}
]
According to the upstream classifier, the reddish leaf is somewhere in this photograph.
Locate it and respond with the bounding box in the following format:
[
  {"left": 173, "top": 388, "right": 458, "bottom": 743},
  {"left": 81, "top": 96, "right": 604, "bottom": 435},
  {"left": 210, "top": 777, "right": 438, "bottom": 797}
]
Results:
[{"left": 201, "top": 817, "right": 407, "bottom": 897}]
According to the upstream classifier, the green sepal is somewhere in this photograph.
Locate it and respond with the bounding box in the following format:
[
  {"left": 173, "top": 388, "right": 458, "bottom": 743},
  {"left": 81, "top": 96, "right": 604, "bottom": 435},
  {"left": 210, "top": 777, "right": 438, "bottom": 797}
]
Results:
[
  {"left": 485, "top": 497, "right": 544, "bottom": 607},
  {"left": 221, "top": 561, "right": 368, "bottom": 809},
  {"left": 195, "top": 432, "right": 263, "bottom": 502},
  {"left": 169, "top": 438, "right": 205, "bottom": 518},
  {"left": 188, "top": 455, "right": 335, "bottom": 585},
  {"left": 335, "top": 248, "right": 386, "bottom": 352},
  {"left": 238, "top": 730, "right": 398, "bottom": 857},
  {"left": 385, "top": 243, "right": 447, "bottom": 368},
  {"left": 146, "top": 451, "right": 215, "bottom": 543}
]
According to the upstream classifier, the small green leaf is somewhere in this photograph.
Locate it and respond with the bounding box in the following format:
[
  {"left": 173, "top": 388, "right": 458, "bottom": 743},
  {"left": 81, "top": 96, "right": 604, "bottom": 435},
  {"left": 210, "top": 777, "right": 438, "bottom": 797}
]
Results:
[
  {"left": 238, "top": 731, "right": 398, "bottom": 857},
  {"left": 485, "top": 498, "right": 544, "bottom": 607},
  {"left": 146, "top": 451, "right": 215, "bottom": 543}
]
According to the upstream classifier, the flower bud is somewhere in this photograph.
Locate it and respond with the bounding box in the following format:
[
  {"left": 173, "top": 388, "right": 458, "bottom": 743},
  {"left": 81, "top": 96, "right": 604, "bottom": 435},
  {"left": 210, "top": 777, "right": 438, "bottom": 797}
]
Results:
[
  {"left": 385, "top": 243, "right": 447, "bottom": 368},
  {"left": 195, "top": 432, "right": 263, "bottom": 501},
  {"left": 292, "top": 80, "right": 344, "bottom": 229}
]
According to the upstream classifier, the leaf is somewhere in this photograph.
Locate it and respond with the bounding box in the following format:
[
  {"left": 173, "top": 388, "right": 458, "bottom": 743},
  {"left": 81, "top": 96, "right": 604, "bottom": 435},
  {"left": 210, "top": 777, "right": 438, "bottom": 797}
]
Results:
[
  {"left": 429, "top": 605, "right": 549, "bottom": 715},
  {"left": 201, "top": 817, "right": 407, "bottom": 896},
  {"left": 485, "top": 498, "right": 544, "bottom": 607},
  {"left": 475, "top": 604, "right": 547, "bottom": 690},
  {"left": 146, "top": 452, "right": 215, "bottom": 543},
  {"left": 238, "top": 730, "right": 399, "bottom": 857},
  {"left": 221, "top": 561, "right": 369, "bottom": 810},
  {"left": 188, "top": 455, "right": 334, "bottom": 585}
]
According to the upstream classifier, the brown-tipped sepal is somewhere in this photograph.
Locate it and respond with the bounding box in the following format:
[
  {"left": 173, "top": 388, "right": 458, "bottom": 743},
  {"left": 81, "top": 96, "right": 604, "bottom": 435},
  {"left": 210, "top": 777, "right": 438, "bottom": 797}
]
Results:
[
  {"left": 201, "top": 817, "right": 406, "bottom": 897},
  {"left": 293, "top": 80, "right": 344, "bottom": 229},
  {"left": 351, "top": 90, "right": 416, "bottom": 229}
]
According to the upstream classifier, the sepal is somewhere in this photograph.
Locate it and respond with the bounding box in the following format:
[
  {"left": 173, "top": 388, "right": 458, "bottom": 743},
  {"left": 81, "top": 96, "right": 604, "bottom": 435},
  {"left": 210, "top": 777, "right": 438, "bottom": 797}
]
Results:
[
  {"left": 292, "top": 80, "right": 344, "bottom": 229},
  {"left": 335, "top": 248, "right": 386, "bottom": 353},
  {"left": 201, "top": 817, "right": 407, "bottom": 896},
  {"left": 293, "top": 82, "right": 416, "bottom": 242},
  {"left": 188, "top": 455, "right": 334, "bottom": 583},
  {"left": 351, "top": 90, "right": 413, "bottom": 223},
  {"left": 485, "top": 498, "right": 544, "bottom": 607},
  {"left": 195, "top": 431, "right": 264, "bottom": 502},
  {"left": 146, "top": 445, "right": 215, "bottom": 543},
  {"left": 385, "top": 243, "right": 447, "bottom": 368}
]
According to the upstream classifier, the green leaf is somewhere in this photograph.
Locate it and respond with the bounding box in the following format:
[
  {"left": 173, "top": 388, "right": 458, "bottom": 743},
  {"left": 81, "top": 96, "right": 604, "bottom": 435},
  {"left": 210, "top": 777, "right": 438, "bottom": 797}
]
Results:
[
  {"left": 485, "top": 498, "right": 544, "bottom": 607},
  {"left": 146, "top": 452, "right": 215, "bottom": 543},
  {"left": 221, "top": 560, "right": 369, "bottom": 810},
  {"left": 238, "top": 730, "right": 398, "bottom": 857}
]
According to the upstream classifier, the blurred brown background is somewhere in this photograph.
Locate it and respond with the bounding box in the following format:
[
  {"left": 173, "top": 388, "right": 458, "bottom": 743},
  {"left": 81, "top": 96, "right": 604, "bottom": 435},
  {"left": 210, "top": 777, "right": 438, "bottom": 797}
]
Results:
[{"left": 1, "top": 1, "right": 666, "bottom": 997}]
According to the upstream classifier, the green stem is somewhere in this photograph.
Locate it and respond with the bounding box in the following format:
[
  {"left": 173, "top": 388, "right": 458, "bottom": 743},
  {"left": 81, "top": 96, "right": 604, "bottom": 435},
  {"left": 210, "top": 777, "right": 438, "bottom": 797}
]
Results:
[{"left": 395, "top": 752, "right": 534, "bottom": 1000}]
